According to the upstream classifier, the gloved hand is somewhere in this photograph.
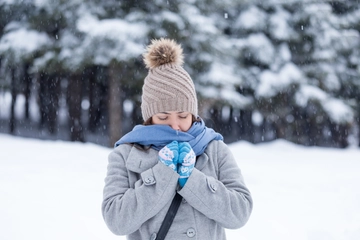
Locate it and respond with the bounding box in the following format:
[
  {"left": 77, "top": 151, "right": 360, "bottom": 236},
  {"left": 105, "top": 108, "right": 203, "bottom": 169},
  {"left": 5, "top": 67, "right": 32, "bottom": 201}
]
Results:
[
  {"left": 177, "top": 142, "right": 196, "bottom": 187},
  {"left": 158, "top": 141, "right": 179, "bottom": 172}
]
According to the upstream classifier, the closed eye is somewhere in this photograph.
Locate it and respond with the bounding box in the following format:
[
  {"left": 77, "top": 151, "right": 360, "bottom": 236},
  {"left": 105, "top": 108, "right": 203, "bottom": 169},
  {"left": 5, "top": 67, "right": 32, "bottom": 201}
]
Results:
[
  {"left": 179, "top": 114, "right": 189, "bottom": 119},
  {"left": 157, "top": 116, "right": 168, "bottom": 121}
]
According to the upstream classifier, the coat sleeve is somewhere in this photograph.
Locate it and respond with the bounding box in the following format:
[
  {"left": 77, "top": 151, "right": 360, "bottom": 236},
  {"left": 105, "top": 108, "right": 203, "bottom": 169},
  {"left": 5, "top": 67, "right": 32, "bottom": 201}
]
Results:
[
  {"left": 101, "top": 145, "right": 179, "bottom": 235},
  {"left": 178, "top": 140, "right": 253, "bottom": 229}
]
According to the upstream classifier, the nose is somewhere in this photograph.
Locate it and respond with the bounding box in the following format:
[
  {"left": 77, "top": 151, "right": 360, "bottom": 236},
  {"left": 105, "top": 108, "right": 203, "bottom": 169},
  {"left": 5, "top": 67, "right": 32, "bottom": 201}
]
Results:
[{"left": 169, "top": 120, "right": 180, "bottom": 131}]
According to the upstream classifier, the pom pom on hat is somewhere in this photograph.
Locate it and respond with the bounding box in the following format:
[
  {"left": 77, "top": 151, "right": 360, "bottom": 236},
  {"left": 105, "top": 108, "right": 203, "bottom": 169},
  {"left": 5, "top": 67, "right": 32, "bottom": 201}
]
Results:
[
  {"left": 140, "top": 38, "right": 198, "bottom": 121},
  {"left": 143, "top": 38, "right": 184, "bottom": 69}
]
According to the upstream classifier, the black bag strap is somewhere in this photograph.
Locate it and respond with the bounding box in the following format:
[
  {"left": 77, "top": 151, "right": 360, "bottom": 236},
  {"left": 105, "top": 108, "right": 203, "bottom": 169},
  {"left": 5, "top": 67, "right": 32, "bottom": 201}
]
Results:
[{"left": 155, "top": 193, "right": 182, "bottom": 240}]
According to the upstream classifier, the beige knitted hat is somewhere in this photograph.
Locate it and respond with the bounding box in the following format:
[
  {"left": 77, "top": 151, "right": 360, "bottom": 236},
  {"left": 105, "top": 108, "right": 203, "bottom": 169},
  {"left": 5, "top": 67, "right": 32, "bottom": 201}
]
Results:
[{"left": 141, "top": 38, "right": 198, "bottom": 121}]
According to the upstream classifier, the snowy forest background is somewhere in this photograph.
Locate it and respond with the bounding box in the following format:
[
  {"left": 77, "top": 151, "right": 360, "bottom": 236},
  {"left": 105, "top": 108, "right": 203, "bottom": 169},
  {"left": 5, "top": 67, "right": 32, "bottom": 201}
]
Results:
[{"left": 0, "top": 0, "right": 360, "bottom": 148}]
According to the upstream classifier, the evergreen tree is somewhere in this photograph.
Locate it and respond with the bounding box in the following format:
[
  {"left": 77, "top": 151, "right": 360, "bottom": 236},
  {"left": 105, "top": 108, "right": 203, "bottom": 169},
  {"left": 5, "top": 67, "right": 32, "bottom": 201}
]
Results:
[
  {"left": 1, "top": 0, "right": 360, "bottom": 147},
  {"left": 220, "top": 1, "right": 360, "bottom": 147}
]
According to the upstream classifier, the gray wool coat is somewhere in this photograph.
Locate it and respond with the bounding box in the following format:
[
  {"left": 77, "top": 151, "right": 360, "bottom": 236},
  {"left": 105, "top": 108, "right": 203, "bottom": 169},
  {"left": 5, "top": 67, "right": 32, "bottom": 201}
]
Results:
[{"left": 102, "top": 140, "right": 253, "bottom": 240}]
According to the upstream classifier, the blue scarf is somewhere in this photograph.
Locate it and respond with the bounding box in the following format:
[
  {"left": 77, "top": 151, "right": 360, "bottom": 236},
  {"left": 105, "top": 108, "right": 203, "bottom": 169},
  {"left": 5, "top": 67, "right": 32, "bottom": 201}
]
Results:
[{"left": 114, "top": 118, "right": 223, "bottom": 156}]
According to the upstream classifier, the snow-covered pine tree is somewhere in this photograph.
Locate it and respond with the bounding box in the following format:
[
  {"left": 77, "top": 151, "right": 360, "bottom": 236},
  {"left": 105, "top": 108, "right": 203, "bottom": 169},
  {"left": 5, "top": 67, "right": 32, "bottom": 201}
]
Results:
[
  {"left": 288, "top": 1, "right": 360, "bottom": 147},
  {"left": 221, "top": 0, "right": 360, "bottom": 147}
]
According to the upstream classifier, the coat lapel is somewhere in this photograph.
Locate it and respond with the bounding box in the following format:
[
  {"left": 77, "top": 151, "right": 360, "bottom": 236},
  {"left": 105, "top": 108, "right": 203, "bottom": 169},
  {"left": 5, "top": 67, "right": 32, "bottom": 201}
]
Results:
[{"left": 125, "top": 145, "right": 158, "bottom": 173}]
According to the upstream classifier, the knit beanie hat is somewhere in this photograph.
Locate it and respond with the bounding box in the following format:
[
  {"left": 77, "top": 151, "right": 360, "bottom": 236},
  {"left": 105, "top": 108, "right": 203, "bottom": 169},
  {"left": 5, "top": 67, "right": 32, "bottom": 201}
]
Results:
[{"left": 141, "top": 38, "right": 198, "bottom": 121}]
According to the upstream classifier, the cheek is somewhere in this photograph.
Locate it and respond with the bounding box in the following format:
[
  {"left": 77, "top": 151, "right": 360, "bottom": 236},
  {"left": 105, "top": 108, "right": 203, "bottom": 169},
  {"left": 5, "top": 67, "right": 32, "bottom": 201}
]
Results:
[
  {"left": 151, "top": 117, "right": 159, "bottom": 125},
  {"left": 180, "top": 118, "right": 193, "bottom": 131},
  {"left": 151, "top": 117, "right": 165, "bottom": 125}
]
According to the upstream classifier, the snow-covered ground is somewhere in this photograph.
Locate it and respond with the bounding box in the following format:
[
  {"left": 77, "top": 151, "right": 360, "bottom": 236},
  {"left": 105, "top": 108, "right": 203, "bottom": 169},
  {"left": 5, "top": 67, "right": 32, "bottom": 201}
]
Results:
[{"left": 1, "top": 133, "right": 359, "bottom": 240}]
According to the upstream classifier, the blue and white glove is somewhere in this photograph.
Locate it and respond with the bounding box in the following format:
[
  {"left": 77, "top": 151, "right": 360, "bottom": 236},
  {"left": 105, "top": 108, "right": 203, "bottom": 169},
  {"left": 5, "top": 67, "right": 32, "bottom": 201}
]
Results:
[
  {"left": 177, "top": 142, "right": 196, "bottom": 187},
  {"left": 158, "top": 141, "right": 179, "bottom": 172}
]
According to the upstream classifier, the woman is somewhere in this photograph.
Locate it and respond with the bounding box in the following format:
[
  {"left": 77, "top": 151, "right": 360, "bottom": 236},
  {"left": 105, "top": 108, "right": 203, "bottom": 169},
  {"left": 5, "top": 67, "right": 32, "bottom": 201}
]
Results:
[{"left": 102, "top": 38, "right": 253, "bottom": 240}]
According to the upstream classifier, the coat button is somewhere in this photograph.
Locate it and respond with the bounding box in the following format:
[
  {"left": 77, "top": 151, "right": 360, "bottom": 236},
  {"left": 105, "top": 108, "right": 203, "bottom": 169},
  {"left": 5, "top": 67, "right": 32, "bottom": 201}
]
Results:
[
  {"left": 144, "top": 176, "right": 155, "bottom": 185},
  {"left": 186, "top": 228, "right": 196, "bottom": 238},
  {"left": 150, "top": 232, "right": 157, "bottom": 240},
  {"left": 206, "top": 177, "right": 217, "bottom": 193}
]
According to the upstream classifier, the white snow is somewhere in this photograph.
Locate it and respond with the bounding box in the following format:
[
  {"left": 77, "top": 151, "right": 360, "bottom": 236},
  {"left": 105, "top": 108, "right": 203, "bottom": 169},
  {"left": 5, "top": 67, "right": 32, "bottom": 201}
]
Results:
[
  {"left": 295, "top": 85, "right": 328, "bottom": 107},
  {"left": 32, "top": 51, "right": 56, "bottom": 73},
  {"left": 159, "top": 11, "right": 186, "bottom": 30},
  {"left": 205, "top": 61, "right": 242, "bottom": 85},
  {"left": 295, "top": 85, "right": 354, "bottom": 124},
  {"left": 74, "top": 14, "right": 147, "bottom": 65},
  {"left": 252, "top": 110, "right": 264, "bottom": 126},
  {"left": 269, "top": 7, "right": 294, "bottom": 41},
  {"left": 1, "top": 134, "right": 359, "bottom": 240},
  {"left": 0, "top": 91, "right": 12, "bottom": 119},
  {"left": 279, "top": 63, "right": 304, "bottom": 85},
  {"left": 320, "top": 64, "right": 341, "bottom": 91},
  {"left": 256, "top": 63, "right": 303, "bottom": 98},
  {"left": 246, "top": 33, "right": 275, "bottom": 66},
  {"left": 278, "top": 43, "right": 292, "bottom": 62},
  {"left": 180, "top": 4, "right": 218, "bottom": 35},
  {"left": 0, "top": 92, "right": 40, "bottom": 121},
  {"left": 235, "top": 6, "right": 267, "bottom": 31},
  {"left": 322, "top": 99, "right": 354, "bottom": 124},
  {"left": 197, "top": 85, "right": 252, "bottom": 108},
  {"left": 76, "top": 15, "right": 146, "bottom": 41},
  {"left": 0, "top": 27, "right": 51, "bottom": 60}
]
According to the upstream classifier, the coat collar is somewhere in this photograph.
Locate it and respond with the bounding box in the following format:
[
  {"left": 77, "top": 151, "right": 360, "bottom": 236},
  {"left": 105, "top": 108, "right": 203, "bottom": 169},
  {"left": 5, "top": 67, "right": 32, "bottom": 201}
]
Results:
[{"left": 125, "top": 145, "right": 158, "bottom": 173}]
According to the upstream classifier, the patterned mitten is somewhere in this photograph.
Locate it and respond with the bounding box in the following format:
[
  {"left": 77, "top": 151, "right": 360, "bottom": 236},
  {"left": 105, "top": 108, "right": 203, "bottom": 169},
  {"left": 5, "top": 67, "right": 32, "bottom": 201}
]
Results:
[
  {"left": 177, "top": 142, "right": 196, "bottom": 187},
  {"left": 158, "top": 141, "right": 179, "bottom": 172}
]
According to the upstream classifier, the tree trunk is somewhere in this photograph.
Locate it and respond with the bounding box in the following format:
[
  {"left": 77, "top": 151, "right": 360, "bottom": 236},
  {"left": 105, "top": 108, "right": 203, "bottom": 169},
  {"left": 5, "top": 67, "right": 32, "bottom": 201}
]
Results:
[
  {"left": 67, "top": 73, "right": 84, "bottom": 142},
  {"left": 306, "top": 118, "right": 316, "bottom": 146},
  {"left": 131, "top": 101, "right": 142, "bottom": 126},
  {"left": 38, "top": 71, "right": 48, "bottom": 129},
  {"left": 239, "top": 109, "right": 254, "bottom": 142},
  {"left": 211, "top": 107, "right": 222, "bottom": 130},
  {"left": 227, "top": 107, "right": 237, "bottom": 142},
  {"left": 292, "top": 106, "right": 304, "bottom": 145},
  {"left": 9, "top": 66, "right": 16, "bottom": 133},
  {"left": 23, "top": 63, "right": 31, "bottom": 120},
  {"left": 88, "top": 66, "right": 101, "bottom": 132},
  {"left": 338, "top": 125, "right": 349, "bottom": 148},
  {"left": 108, "top": 62, "right": 123, "bottom": 147},
  {"left": 329, "top": 122, "right": 349, "bottom": 148},
  {"left": 47, "top": 75, "right": 60, "bottom": 134},
  {"left": 274, "top": 118, "right": 286, "bottom": 139}
]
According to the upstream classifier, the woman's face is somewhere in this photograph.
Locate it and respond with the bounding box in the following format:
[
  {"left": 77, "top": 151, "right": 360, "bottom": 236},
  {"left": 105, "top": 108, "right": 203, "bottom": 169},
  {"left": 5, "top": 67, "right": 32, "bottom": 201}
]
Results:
[{"left": 152, "top": 111, "right": 193, "bottom": 132}]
